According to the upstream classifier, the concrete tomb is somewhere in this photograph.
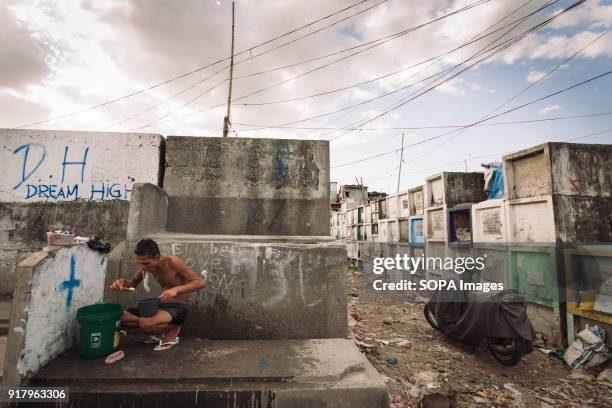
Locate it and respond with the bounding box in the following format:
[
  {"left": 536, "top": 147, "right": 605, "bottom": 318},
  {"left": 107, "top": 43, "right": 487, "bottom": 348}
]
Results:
[{"left": 19, "top": 136, "right": 388, "bottom": 407}]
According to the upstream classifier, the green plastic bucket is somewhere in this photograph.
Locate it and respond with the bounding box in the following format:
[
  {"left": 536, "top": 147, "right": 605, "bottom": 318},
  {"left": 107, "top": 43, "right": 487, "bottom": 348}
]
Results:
[{"left": 76, "top": 303, "right": 123, "bottom": 359}]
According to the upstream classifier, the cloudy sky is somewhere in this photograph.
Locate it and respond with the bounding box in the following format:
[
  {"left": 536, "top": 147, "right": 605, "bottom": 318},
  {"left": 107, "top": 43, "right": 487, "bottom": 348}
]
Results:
[{"left": 1, "top": 0, "right": 611, "bottom": 192}]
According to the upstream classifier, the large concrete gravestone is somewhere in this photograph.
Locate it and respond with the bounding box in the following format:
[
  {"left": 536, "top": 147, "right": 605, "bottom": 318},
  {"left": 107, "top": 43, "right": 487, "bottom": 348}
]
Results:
[{"left": 163, "top": 136, "right": 330, "bottom": 236}]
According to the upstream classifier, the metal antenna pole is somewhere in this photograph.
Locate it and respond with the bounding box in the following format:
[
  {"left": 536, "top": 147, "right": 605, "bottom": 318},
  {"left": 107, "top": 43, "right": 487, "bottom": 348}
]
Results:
[
  {"left": 396, "top": 133, "right": 404, "bottom": 193},
  {"left": 223, "top": 1, "right": 236, "bottom": 137}
]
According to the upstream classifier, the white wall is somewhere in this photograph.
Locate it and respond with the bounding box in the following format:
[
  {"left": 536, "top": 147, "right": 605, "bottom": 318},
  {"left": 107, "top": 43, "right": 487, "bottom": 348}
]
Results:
[
  {"left": 16, "top": 246, "right": 107, "bottom": 379},
  {"left": 0, "top": 129, "right": 163, "bottom": 202}
]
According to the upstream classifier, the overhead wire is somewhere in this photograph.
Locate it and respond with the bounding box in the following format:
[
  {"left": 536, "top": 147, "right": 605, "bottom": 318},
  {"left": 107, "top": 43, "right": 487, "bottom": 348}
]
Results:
[
  {"left": 130, "top": 0, "right": 492, "bottom": 131},
  {"left": 104, "top": 0, "right": 392, "bottom": 131},
  {"left": 11, "top": 0, "right": 386, "bottom": 129},
  {"left": 330, "top": 67, "right": 612, "bottom": 168},
  {"left": 230, "top": 0, "right": 563, "bottom": 134},
  {"left": 235, "top": 0, "right": 541, "bottom": 107},
  {"left": 234, "top": 110, "right": 612, "bottom": 131},
  {"left": 383, "top": 24, "right": 610, "bottom": 179},
  {"left": 327, "top": 0, "right": 585, "bottom": 141}
]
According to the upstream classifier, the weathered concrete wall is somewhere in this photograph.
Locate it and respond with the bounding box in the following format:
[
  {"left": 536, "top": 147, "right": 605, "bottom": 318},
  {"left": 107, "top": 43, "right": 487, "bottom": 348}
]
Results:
[
  {"left": 125, "top": 183, "right": 168, "bottom": 246},
  {"left": 164, "top": 136, "right": 330, "bottom": 236},
  {"left": 552, "top": 195, "right": 612, "bottom": 244},
  {"left": 0, "top": 129, "right": 164, "bottom": 296},
  {"left": 106, "top": 236, "right": 347, "bottom": 340},
  {"left": 425, "top": 172, "right": 486, "bottom": 208},
  {"left": 0, "top": 200, "right": 128, "bottom": 296},
  {"left": 504, "top": 142, "right": 612, "bottom": 200},
  {"left": 1, "top": 129, "right": 164, "bottom": 202},
  {"left": 2, "top": 245, "right": 107, "bottom": 386}
]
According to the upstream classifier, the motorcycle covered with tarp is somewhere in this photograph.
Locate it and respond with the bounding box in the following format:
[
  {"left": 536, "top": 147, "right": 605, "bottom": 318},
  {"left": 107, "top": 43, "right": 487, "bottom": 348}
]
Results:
[{"left": 424, "top": 277, "right": 534, "bottom": 366}]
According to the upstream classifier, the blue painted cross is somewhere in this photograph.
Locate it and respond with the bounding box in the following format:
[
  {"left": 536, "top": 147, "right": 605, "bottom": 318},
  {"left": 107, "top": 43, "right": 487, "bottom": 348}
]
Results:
[{"left": 60, "top": 254, "right": 81, "bottom": 311}]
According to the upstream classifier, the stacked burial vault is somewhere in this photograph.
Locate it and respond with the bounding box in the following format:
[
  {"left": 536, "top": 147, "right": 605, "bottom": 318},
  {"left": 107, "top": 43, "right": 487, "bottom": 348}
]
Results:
[
  {"left": 100, "top": 136, "right": 389, "bottom": 406},
  {"left": 338, "top": 142, "right": 612, "bottom": 346}
]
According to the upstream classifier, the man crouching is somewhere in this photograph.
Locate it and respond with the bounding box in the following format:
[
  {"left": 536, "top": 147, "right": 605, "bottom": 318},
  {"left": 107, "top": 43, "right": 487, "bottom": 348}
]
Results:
[{"left": 110, "top": 238, "right": 205, "bottom": 351}]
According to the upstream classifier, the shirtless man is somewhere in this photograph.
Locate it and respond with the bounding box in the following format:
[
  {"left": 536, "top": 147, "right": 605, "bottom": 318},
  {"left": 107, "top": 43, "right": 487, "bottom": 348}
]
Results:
[{"left": 109, "top": 238, "right": 205, "bottom": 350}]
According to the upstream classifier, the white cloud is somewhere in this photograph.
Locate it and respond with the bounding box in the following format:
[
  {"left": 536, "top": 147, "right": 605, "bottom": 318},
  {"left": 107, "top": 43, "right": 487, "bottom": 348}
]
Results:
[
  {"left": 548, "top": 0, "right": 612, "bottom": 30},
  {"left": 526, "top": 70, "right": 546, "bottom": 83},
  {"left": 539, "top": 104, "right": 562, "bottom": 115}
]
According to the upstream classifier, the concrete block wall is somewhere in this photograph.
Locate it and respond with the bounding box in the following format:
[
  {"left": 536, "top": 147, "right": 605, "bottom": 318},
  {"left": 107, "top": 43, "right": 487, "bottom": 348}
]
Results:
[
  {"left": 503, "top": 142, "right": 612, "bottom": 245},
  {"left": 2, "top": 245, "right": 108, "bottom": 386},
  {"left": 0, "top": 129, "right": 165, "bottom": 297},
  {"left": 106, "top": 236, "right": 348, "bottom": 340},
  {"left": 164, "top": 136, "right": 330, "bottom": 236}
]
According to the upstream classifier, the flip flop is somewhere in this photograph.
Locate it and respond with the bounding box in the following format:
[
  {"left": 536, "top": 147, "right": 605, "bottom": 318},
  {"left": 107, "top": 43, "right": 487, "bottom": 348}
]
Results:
[{"left": 154, "top": 337, "right": 180, "bottom": 351}]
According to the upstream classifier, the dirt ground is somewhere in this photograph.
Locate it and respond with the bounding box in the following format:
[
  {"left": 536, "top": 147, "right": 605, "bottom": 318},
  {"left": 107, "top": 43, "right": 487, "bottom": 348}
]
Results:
[{"left": 346, "top": 269, "right": 612, "bottom": 408}]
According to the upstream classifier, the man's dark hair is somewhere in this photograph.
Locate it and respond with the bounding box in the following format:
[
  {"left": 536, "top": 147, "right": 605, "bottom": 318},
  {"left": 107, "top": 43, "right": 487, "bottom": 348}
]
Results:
[{"left": 134, "top": 239, "right": 160, "bottom": 258}]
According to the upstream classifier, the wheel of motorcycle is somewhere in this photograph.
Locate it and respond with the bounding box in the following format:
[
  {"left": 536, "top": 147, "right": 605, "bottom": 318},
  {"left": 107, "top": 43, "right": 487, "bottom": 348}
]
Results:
[
  {"left": 423, "top": 304, "right": 441, "bottom": 332},
  {"left": 488, "top": 342, "right": 523, "bottom": 366}
]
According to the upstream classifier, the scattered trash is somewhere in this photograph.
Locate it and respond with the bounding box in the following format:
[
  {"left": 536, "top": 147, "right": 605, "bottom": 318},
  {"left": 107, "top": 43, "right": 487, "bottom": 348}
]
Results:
[
  {"left": 406, "top": 383, "right": 421, "bottom": 399},
  {"left": 355, "top": 322, "right": 367, "bottom": 331},
  {"left": 418, "top": 392, "right": 457, "bottom": 408},
  {"left": 346, "top": 273, "right": 612, "bottom": 407},
  {"left": 503, "top": 383, "right": 522, "bottom": 402},
  {"left": 389, "top": 394, "right": 404, "bottom": 408},
  {"left": 568, "top": 370, "right": 592, "bottom": 382},
  {"left": 104, "top": 350, "right": 124, "bottom": 365},
  {"left": 413, "top": 371, "right": 438, "bottom": 385},
  {"left": 74, "top": 236, "right": 90, "bottom": 244},
  {"left": 386, "top": 357, "right": 398, "bottom": 366},
  {"left": 564, "top": 326, "right": 611, "bottom": 369},
  {"left": 537, "top": 395, "right": 557, "bottom": 405},
  {"left": 87, "top": 235, "right": 111, "bottom": 253},
  {"left": 597, "top": 368, "right": 612, "bottom": 384},
  {"left": 354, "top": 339, "right": 375, "bottom": 349}
]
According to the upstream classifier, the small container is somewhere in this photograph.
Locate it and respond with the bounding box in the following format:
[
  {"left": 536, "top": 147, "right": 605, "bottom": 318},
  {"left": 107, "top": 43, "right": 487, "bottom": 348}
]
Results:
[
  {"left": 137, "top": 298, "right": 160, "bottom": 317},
  {"left": 47, "top": 231, "right": 75, "bottom": 246}
]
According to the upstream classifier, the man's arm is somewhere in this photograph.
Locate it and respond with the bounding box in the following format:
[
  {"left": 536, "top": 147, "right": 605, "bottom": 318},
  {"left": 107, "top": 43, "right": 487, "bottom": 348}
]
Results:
[
  {"left": 162, "top": 257, "right": 205, "bottom": 298},
  {"left": 110, "top": 269, "right": 145, "bottom": 291},
  {"left": 126, "top": 268, "right": 145, "bottom": 288}
]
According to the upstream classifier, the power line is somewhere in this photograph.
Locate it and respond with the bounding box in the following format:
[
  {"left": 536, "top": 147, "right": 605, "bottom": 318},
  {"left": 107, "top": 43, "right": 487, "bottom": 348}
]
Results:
[
  {"left": 359, "top": 128, "right": 612, "bottom": 189},
  {"left": 235, "top": 111, "right": 612, "bottom": 132},
  {"left": 330, "top": 67, "right": 612, "bottom": 169},
  {"left": 327, "top": 0, "right": 585, "bottom": 141},
  {"left": 110, "top": 0, "right": 392, "bottom": 132},
  {"left": 234, "top": 0, "right": 543, "bottom": 107},
  {"left": 131, "top": 0, "right": 491, "bottom": 131},
  {"left": 11, "top": 0, "right": 383, "bottom": 129},
  {"left": 400, "top": 26, "right": 610, "bottom": 164},
  {"left": 323, "top": 110, "right": 612, "bottom": 157},
  {"left": 227, "top": 0, "right": 562, "bottom": 134}
]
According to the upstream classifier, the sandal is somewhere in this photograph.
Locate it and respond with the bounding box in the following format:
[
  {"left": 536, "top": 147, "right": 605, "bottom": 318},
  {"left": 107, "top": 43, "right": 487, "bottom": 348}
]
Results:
[{"left": 154, "top": 337, "right": 180, "bottom": 351}]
